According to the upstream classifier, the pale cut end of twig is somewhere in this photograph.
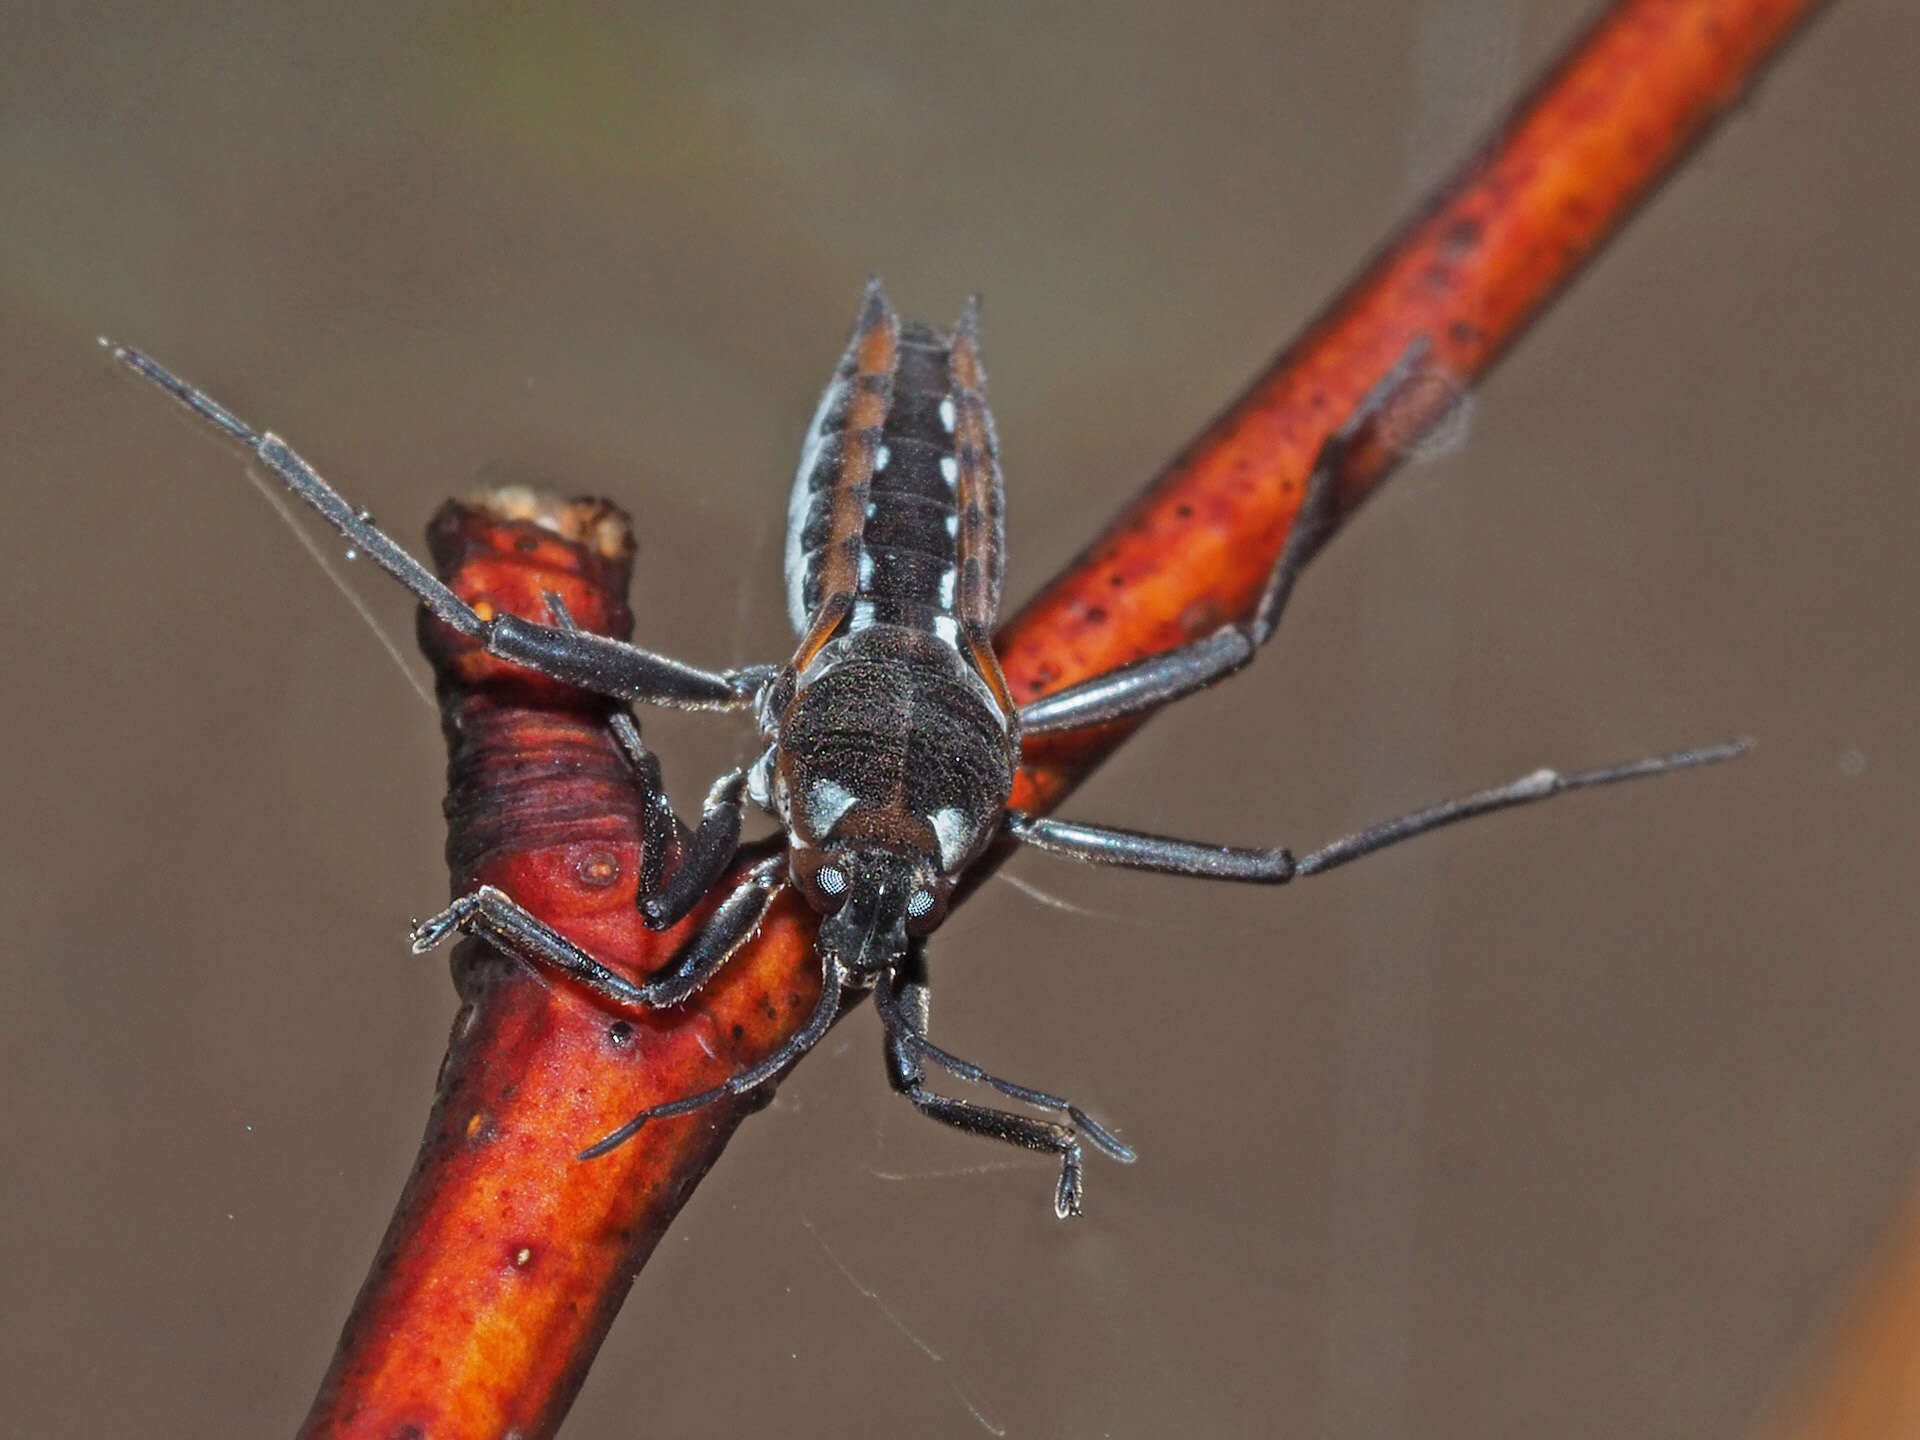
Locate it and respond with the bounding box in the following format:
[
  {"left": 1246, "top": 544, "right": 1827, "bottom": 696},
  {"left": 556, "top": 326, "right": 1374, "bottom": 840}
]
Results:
[{"left": 466, "top": 484, "right": 634, "bottom": 562}]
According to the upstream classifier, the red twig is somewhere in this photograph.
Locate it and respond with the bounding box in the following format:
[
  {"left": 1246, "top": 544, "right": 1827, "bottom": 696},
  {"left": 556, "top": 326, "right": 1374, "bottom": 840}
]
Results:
[
  {"left": 297, "top": 1, "right": 1832, "bottom": 1434},
  {"left": 1752, "top": 1163, "right": 1920, "bottom": 1438}
]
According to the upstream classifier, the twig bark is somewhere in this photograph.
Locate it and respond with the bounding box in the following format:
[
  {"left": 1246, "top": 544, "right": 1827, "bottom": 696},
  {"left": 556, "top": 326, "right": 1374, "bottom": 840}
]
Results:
[
  {"left": 1749, "top": 1160, "right": 1920, "bottom": 1440},
  {"left": 296, "top": 1, "right": 1833, "bottom": 1433}
]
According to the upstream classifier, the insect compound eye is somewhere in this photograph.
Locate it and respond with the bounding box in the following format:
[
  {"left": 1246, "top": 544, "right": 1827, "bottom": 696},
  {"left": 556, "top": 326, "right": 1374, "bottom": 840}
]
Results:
[
  {"left": 905, "top": 888, "right": 936, "bottom": 920},
  {"left": 815, "top": 864, "right": 848, "bottom": 898}
]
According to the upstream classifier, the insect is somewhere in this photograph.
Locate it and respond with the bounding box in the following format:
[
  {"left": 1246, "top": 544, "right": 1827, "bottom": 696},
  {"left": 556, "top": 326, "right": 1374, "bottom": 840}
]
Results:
[{"left": 109, "top": 281, "right": 1744, "bottom": 1217}]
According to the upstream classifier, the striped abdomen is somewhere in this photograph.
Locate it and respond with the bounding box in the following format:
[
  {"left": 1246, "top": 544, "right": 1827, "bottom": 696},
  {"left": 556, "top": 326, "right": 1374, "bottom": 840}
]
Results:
[{"left": 783, "top": 287, "right": 1004, "bottom": 648}]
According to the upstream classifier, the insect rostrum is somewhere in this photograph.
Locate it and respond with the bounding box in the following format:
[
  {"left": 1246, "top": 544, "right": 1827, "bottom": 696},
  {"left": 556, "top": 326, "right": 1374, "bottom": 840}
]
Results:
[{"left": 109, "top": 281, "right": 1743, "bottom": 1218}]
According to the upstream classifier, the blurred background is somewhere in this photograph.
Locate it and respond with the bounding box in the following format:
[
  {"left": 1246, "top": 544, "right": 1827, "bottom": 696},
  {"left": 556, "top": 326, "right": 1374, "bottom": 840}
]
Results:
[{"left": 3, "top": 2, "right": 1916, "bottom": 1436}]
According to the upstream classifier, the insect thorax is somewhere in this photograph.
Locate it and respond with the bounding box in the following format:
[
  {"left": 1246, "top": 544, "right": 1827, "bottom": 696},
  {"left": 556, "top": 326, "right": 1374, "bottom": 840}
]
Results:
[{"left": 774, "top": 625, "right": 1013, "bottom": 878}]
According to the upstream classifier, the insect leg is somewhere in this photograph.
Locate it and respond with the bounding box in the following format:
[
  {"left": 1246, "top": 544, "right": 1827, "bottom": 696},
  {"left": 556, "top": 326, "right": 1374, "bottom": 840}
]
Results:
[
  {"left": 548, "top": 586, "right": 755, "bottom": 931},
  {"left": 544, "top": 591, "right": 687, "bottom": 903},
  {"left": 548, "top": 590, "right": 746, "bottom": 930},
  {"left": 108, "top": 343, "right": 769, "bottom": 710},
  {"left": 637, "top": 766, "right": 750, "bottom": 930},
  {"left": 410, "top": 854, "right": 787, "bottom": 1010},
  {"left": 579, "top": 953, "right": 847, "bottom": 1159},
  {"left": 1005, "top": 738, "right": 1749, "bottom": 882},
  {"left": 875, "top": 963, "right": 1134, "bottom": 1160},
  {"left": 874, "top": 955, "right": 1132, "bottom": 1220},
  {"left": 1016, "top": 339, "right": 1429, "bottom": 736}
]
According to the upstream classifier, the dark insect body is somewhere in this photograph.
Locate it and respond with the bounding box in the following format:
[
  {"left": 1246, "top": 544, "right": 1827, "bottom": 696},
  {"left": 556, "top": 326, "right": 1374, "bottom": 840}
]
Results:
[{"left": 109, "top": 282, "right": 1744, "bottom": 1217}]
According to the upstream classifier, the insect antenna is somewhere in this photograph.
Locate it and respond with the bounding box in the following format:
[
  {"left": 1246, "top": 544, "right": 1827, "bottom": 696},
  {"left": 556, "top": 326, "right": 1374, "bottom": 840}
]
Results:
[
  {"left": 106, "top": 338, "right": 439, "bottom": 708},
  {"left": 104, "top": 340, "right": 486, "bottom": 638},
  {"left": 1289, "top": 737, "right": 1753, "bottom": 878},
  {"left": 577, "top": 955, "right": 849, "bottom": 1159}
]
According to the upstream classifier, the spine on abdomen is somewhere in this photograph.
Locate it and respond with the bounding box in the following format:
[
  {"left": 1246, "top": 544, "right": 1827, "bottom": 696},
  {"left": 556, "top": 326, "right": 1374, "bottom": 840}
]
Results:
[{"left": 785, "top": 308, "right": 961, "bottom": 643}]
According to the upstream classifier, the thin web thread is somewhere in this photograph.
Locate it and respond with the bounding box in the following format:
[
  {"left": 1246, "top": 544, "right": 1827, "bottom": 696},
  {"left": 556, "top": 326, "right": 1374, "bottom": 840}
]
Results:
[{"left": 242, "top": 463, "right": 437, "bottom": 710}]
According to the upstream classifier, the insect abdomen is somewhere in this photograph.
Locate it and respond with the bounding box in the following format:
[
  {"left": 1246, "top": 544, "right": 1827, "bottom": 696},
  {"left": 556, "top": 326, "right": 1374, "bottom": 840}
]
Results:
[{"left": 786, "top": 309, "right": 964, "bottom": 643}]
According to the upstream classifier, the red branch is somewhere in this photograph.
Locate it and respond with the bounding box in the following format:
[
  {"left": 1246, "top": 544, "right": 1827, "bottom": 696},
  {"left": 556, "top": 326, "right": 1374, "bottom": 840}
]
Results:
[{"left": 296, "top": 1, "right": 1832, "bottom": 1434}]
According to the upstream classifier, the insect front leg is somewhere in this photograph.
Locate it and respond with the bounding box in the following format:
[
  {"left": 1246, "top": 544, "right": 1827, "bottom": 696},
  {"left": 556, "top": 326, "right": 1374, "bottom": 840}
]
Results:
[
  {"left": 109, "top": 343, "right": 773, "bottom": 711},
  {"left": 874, "top": 950, "right": 1134, "bottom": 1221},
  {"left": 579, "top": 949, "right": 848, "bottom": 1160},
  {"left": 411, "top": 853, "right": 787, "bottom": 1011}
]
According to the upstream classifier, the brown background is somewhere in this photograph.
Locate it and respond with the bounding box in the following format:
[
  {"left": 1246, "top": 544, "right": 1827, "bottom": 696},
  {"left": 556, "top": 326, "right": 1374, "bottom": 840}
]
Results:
[{"left": 3, "top": 3, "right": 1915, "bottom": 1436}]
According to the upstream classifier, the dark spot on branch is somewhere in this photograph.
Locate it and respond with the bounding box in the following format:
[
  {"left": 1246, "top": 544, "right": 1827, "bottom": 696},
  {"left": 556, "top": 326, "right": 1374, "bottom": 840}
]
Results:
[{"left": 1440, "top": 216, "right": 1482, "bottom": 256}]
